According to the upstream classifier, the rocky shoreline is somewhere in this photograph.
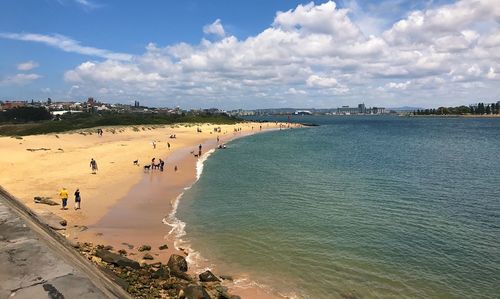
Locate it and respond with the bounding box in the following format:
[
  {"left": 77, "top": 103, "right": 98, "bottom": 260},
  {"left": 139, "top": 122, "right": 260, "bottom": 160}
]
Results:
[{"left": 72, "top": 241, "right": 241, "bottom": 299}]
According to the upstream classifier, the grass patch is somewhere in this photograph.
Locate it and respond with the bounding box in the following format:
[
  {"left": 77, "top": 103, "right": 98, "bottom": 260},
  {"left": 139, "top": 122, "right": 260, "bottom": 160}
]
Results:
[{"left": 0, "top": 111, "right": 241, "bottom": 136}]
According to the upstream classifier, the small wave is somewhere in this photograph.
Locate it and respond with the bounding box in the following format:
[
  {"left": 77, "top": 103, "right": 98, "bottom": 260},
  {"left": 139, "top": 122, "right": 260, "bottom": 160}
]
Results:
[
  {"left": 162, "top": 143, "right": 300, "bottom": 299},
  {"left": 162, "top": 148, "right": 217, "bottom": 272},
  {"left": 196, "top": 148, "right": 215, "bottom": 180},
  {"left": 228, "top": 277, "right": 302, "bottom": 299}
]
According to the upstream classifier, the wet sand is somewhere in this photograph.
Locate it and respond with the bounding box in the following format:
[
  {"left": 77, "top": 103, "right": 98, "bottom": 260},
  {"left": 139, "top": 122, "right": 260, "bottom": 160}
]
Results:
[{"left": 78, "top": 129, "right": 285, "bottom": 298}]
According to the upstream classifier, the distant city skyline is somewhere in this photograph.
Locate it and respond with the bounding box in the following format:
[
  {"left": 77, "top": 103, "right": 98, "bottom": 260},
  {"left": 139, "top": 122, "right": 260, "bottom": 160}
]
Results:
[{"left": 1, "top": 0, "right": 499, "bottom": 109}]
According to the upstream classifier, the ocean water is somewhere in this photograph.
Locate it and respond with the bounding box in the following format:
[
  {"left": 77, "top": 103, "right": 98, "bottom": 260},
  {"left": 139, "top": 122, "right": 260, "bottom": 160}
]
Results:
[{"left": 175, "top": 116, "right": 500, "bottom": 298}]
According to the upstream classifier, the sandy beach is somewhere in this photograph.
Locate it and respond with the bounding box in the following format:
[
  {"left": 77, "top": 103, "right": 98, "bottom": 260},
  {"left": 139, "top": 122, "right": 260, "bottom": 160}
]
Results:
[{"left": 0, "top": 121, "right": 296, "bottom": 299}]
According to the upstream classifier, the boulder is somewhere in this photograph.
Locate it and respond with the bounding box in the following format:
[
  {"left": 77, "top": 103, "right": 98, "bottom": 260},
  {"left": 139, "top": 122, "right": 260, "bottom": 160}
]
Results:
[
  {"left": 167, "top": 254, "right": 188, "bottom": 272},
  {"left": 143, "top": 253, "right": 154, "bottom": 260},
  {"left": 35, "top": 210, "right": 67, "bottom": 230},
  {"left": 199, "top": 270, "right": 220, "bottom": 282},
  {"left": 138, "top": 245, "right": 151, "bottom": 252},
  {"left": 95, "top": 249, "right": 141, "bottom": 269},
  {"left": 59, "top": 220, "right": 67, "bottom": 227},
  {"left": 159, "top": 244, "right": 169, "bottom": 250},
  {"left": 34, "top": 196, "right": 59, "bottom": 206},
  {"left": 99, "top": 266, "right": 130, "bottom": 290},
  {"left": 179, "top": 285, "right": 211, "bottom": 299},
  {"left": 151, "top": 266, "right": 170, "bottom": 279}
]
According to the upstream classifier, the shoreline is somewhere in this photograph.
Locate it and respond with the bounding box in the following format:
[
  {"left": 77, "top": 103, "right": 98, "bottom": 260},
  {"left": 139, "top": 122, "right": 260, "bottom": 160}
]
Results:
[
  {"left": 79, "top": 125, "right": 290, "bottom": 299},
  {"left": 0, "top": 121, "right": 300, "bottom": 298}
]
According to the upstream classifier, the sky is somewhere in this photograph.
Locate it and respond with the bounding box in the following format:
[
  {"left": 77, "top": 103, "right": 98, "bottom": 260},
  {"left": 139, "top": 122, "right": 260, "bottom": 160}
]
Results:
[{"left": 0, "top": 0, "right": 499, "bottom": 109}]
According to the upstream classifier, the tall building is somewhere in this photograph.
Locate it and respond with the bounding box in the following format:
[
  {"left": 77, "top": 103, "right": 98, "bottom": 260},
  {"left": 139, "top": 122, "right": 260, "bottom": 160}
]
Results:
[{"left": 358, "top": 103, "right": 366, "bottom": 114}]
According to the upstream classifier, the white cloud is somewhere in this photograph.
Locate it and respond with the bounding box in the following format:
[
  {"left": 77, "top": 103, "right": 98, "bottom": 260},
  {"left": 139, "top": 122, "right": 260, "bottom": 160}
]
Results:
[
  {"left": 17, "top": 60, "right": 39, "bottom": 71},
  {"left": 58, "top": 0, "right": 500, "bottom": 107},
  {"left": 0, "top": 33, "right": 132, "bottom": 61},
  {"left": 486, "top": 67, "right": 496, "bottom": 79},
  {"left": 306, "top": 75, "right": 341, "bottom": 88},
  {"left": 287, "top": 87, "right": 307, "bottom": 95},
  {"left": 386, "top": 81, "right": 411, "bottom": 90},
  {"left": 74, "top": 0, "right": 97, "bottom": 8},
  {"left": 1, "top": 73, "right": 41, "bottom": 85},
  {"left": 273, "top": 1, "right": 361, "bottom": 40},
  {"left": 203, "top": 19, "right": 226, "bottom": 37}
]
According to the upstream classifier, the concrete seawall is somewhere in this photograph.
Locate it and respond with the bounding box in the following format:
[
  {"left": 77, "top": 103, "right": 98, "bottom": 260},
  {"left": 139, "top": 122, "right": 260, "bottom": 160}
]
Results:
[{"left": 0, "top": 186, "right": 131, "bottom": 299}]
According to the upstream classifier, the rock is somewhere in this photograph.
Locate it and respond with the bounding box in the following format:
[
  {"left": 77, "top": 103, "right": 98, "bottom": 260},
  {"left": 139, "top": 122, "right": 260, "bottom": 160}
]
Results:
[
  {"left": 103, "top": 245, "right": 113, "bottom": 250},
  {"left": 118, "top": 249, "right": 127, "bottom": 255},
  {"left": 59, "top": 220, "right": 67, "bottom": 226},
  {"left": 219, "top": 275, "right": 233, "bottom": 281},
  {"left": 143, "top": 253, "right": 154, "bottom": 260},
  {"left": 35, "top": 210, "right": 66, "bottom": 230},
  {"left": 151, "top": 267, "right": 170, "bottom": 279},
  {"left": 121, "top": 242, "right": 134, "bottom": 249},
  {"left": 138, "top": 244, "right": 151, "bottom": 252},
  {"left": 91, "top": 256, "right": 102, "bottom": 264},
  {"left": 209, "top": 284, "right": 230, "bottom": 299},
  {"left": 68, "top": 239, "right": 80, "bottom": 248},
  {"left": 95, "top": 249, "right": 141, "bottom": 269},
  {"left": 199, "top": 270, "right": 220, "bottom": 282},
  {"left": 69, "top": 225, "right": 88, "bottom": 232},
  {"left": 179, "top": 285, "right": 211, "bottom": 299},
  {"left": 167, "top": 254, "right": 188, "bottom": 272},
  {"left": 99, "top": 266, "right": 129, "bottom": 291},
  {"left": 33, "top": 196, "right": 59, "bottom": 206},
  {"left": 171, "top": 271, "right": 193, "bottom": 282},
  {"left": 159, "top": 244, "right": 169, "bottom": 250}
]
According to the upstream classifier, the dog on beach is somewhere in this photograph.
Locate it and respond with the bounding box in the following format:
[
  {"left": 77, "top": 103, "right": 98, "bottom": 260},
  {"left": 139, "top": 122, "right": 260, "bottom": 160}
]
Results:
[
  {"left": 133, "top": 160, "right": 139, "bottom": 165},
  {"left": 144, "top": 164, "right": 151, "bottom": 171}
]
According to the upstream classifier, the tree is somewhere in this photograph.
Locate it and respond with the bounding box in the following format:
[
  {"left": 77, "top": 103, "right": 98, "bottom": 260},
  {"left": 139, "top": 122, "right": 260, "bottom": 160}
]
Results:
[
  {"left": 486, "top": 104, "right": 491, "bottom": 114},
  {"left": 477, "top": 102, "right": 485, "bottom": 114},
  {"left": 0, "top": 107, "right": 52, "bottom": 123}
]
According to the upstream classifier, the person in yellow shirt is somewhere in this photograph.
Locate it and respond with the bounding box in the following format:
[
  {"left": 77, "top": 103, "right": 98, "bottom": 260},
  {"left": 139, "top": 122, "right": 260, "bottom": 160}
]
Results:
[{"left": 59, "top": 187, "right": 69, "bottom": 210}]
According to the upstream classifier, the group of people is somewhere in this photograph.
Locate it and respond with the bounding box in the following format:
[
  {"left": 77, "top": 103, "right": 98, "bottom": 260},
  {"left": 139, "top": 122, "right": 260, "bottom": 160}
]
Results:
[
  {"left": 147, "top": 157, "right": 178, "bottom": 172},
  {"left": 96, "top": 128, "right": 104, "bottom": 136},
  {"left": 151, "top": 157, "right": 165, "bottom": 171},
  {"left": 59, "top": 187, "right": 81, "bottom": 210}
]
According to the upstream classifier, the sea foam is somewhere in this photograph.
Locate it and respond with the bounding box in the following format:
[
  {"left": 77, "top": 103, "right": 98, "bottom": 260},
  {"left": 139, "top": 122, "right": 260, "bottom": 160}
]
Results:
[{"left": 162, "top": 148, "right": 216, "bottom": 271}]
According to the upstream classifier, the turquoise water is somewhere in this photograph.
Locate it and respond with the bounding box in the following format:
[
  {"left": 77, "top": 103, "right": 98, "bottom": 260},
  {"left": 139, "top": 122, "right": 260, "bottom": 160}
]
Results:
[{"left": 176, "top": 116, "right": 500, "bottom": 298}]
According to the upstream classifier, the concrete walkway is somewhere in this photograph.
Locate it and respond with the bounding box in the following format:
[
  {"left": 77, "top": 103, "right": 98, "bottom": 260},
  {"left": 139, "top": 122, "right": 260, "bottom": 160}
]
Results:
[{"left": 0, "top": 187, "right": 131, "bottom": 299}]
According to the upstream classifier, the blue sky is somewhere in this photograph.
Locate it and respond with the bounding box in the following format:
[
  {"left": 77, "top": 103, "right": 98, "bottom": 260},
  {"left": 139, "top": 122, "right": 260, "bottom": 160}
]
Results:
[{"left": 1, "top": 0, "right": 498, "bottom": 109}]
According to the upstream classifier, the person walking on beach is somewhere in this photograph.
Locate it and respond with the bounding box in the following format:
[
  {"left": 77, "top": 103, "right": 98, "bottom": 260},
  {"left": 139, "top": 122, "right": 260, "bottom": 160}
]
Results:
[
  {"left": 174, "top": 165, "right": 178, "bottom": 172},
  {"left": 198, "top": 144, "right": 202, "bottom": 156},
  {"left": 152, "top": 140, "right": 156, "bottom": 149},
  {"left": 74, "top": 188, "right": 81, "bottom": 210},
  {"left": 90, "top": 158, "right": 98, "bottom": 174},
  {"left": 167, "top": 142, "right": 171, "bottom": 150},
  {"left": 59, "top": 187, "right": 68, "bottom": 210}
]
